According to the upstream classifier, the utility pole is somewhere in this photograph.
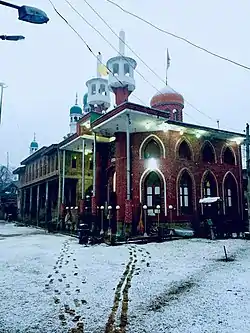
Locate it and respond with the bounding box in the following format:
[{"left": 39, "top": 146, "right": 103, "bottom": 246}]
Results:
[{"left": 246, "top": 123, "right": 250, "bottom": 232}]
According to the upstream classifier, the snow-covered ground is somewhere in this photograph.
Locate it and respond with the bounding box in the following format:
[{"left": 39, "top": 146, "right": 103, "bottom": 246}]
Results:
[{"left": 0, "top": 222, "right": 250, "bottom": 333}]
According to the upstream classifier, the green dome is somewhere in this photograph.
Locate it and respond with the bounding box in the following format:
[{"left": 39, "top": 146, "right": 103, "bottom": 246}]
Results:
[
  {"left": 70, "top": 105, "right": 82, "bottom": 115},
  {"left": 30, "top": 141, "right": 38, "bottom": 148}
]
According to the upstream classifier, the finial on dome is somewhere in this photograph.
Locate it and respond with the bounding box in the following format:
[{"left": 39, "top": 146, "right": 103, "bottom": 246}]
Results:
[
  {"left": 119, "top": 30, "right": 125, "bottom": 56},
  {"left": 75, "top": 92, "right": 78, "bottom": 105},
  {"left": 166, "top": 48, "right": 171, "bottom": 85},
  {"left": 34, "top": 132, "right": 36, "bottom": 141}
]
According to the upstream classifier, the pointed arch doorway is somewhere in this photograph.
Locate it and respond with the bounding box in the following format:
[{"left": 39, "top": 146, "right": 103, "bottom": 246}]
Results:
[{"left": 141, "top": 170, "right": 166, "bottom": 231}]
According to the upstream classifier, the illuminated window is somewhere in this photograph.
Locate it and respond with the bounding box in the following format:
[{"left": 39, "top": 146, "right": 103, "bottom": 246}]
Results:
[
  {"left": 179, "top": 171, "right": 193, "bottom": 214},
  {"left": 144, "top": 140, "right": 161, "bottom": 159},
  {"left": 144, "top": 172, "right": 161, "bottom": 215}
]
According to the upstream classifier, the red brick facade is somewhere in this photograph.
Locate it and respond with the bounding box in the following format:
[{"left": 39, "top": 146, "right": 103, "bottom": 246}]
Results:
[{"left": 94, "top": 129, "right": 243, "bottom": 229}]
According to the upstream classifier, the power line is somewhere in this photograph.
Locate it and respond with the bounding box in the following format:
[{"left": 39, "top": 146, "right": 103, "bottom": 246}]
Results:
[
  {"left": 48, "top": 0, "right": 145, "bottom": 104},
  {"left": 85, "top": 0, "right": 245, "bottom": 131},
  {"left": 82, "top": 0, "right": 216, "bottom": 124},
  {"left": 106, "top": 0, "right": 250, "bottom": 72},
  {"left": 64, "top": 0, "right": 201, "bottom": 125}
]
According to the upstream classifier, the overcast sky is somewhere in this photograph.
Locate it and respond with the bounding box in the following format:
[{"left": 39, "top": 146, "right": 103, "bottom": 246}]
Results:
[{"left": 0, "top": 0, "right": 249, "bottom": 167}]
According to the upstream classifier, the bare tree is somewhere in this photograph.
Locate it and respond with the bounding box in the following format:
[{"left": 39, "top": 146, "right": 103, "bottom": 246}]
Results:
[{"left": 0, "top": 165, "right": 13, "bottom": 191}]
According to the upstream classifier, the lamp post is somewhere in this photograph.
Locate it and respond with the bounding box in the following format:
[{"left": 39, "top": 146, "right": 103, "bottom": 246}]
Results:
[
  {"left": 108, "top": 205, "right": 112, "bottom": 241},
  {"left": 0, "top": 83, "right": 7, "bottom": 124},
  {"left": 169, "top": 205, "right": 173, "bottom": 225},
  {"left": 0, "top": 35, "right": 25, "bottom": 41},
  {"left": 116, "top": 205, "right": 120, "bottom": 237},
  {"left": 0, "top": 1, "right": 49, "bottom": 24},
  {"left": 156, "top": 205, "right": 160, "bottom": 228},
  {"left": 100, "top": 206, "right": 104, "bottom": 235},
  {"left": 143, "top": 205, "right": 148, "bottom": 237}
]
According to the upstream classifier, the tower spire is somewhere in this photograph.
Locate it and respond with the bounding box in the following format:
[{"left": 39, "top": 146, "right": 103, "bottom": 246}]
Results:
[
  {"left": 166, "top": 48, "right": 171, "bottom": 85},
  {"left": 97, "top": 52, "right": 102, "bottom": 78},
  {"left": 75, "top": 92, "right": 78, "bottom": 105},
  {"left": 119, "top": 30, "right": 125, "bottom": 56},
  {"left": 34, "top": 132, "right": 36, "bottom": 141}
]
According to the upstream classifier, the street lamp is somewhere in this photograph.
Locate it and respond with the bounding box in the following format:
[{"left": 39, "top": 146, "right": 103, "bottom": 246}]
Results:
[
  {"left": 0, "top": 82, "right": 7, "bottom": 124},
  {"left": 0, "top": 35, "right": 25, "bottom": 41},
  {"left": 0, "top": 1, "right": 49, "bottom": 24},
  {"left": 156, "top": 205, "right": 160, "bottom": 228},
  {"left": 169, "top": 205, "right": 173, "bottom": 225},
  {"left": 143, "top": 205, "right": 148, "bottom": 237},
  {"left": 116, "top": 205, "right": 120, "bottom": 237},
  {"left": 100, "top": 206, "right": 104, "bottom": 235}
]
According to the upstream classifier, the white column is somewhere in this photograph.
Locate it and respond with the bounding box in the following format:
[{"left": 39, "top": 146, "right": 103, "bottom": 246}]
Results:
[
  {"left": 62, "top": 150, "right": 66, "bottom": 204},
  {"left": 36, "top": 184, "right": 40, "bottom": 226},
  {"left": 57, "top": 149, "right": 61, "bottom": 221},
  {"left": 29, "top": 187, "right": 33, "bottom": 220},
  {"left": 45, "top": 181, "right": 49, "bottom": 224},
  {"left": 126, "top": 114, "right": 131, "bottom": 200},
  {"left": 82, "top": 139, "right": 85, "bottom": 199},
  {"left": 93, "top": 133, "right": 97, "bottom": 196}
]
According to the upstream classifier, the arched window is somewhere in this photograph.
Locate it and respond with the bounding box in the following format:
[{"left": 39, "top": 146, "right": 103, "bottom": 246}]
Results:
[
  {"left": 143, "top": 140, "right": 161, "bottom": 159},
  {"left": 203, "top": 172, "right": 217, "bottom": 197},
  {"left": 202, "top": 142, "right": 215, "bottom": 163},
  {"left": 173, "top": 109, "right": 178, "bottom": 121},
  {"left": 223, "top": 147, "right": 235, "bottom": 165},
  {"left": 113, "top": 63, "right": 119, "bottom": 76},
  {"left": 124, "top": 63, "right": 130, "bottom": 76},
  {"left": 179, "top": 141, "right": 192, "bottom": 160},
  {"left": 179, "top": 171, "right": 193, "bottom": 214},
  {"left": 99, "top": 84, "right": 106, "bottom": 96},
  {"left": 224, "top": 173, "right": 238, "bottom": 215},
  {"left": 144, "top": 172, "right": 161, "bottom": 215},
  {"left": 91, "top": 84, "right": 96, "bottom": 95},
  {"left": 74, "top": 116, "right": 77, "bottom": 122}
]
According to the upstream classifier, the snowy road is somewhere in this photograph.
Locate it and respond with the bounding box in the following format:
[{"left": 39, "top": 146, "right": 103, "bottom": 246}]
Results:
[{"left": 0, "top": 222, "right": 250, "bottom": 333}]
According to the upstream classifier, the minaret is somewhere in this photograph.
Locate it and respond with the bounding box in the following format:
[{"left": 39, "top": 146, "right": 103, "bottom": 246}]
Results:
[
  {"left": 30, "top": 133, "right": 39, "bottom": 155},
  {"left": 86, "top": 52, "right": 110, "bottom": 113},
  {"left": 106, "top": 30, "right": 137, "bottom": 106},
  {"left": 70, "top": 93, "right": 83, "bottom": 134}
]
